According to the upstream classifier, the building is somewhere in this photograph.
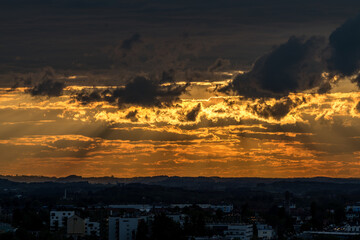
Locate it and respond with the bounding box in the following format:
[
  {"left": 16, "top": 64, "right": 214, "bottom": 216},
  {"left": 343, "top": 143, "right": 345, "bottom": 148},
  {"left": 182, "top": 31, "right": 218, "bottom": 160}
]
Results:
[
  {"left": 224, "top": 224, "right": 253, "bottom": 240},
  {"left": 170, "top": 204, "right": 233, "bottom": 213},
  {"left": 50, "top": 210, "right": 75, "bottom": 231},
  {"left": 0, "top": 222, "right": 15, "bottom": 233},
  {"left": 167, "top": 214, "right": 187, "bottom": 226},
  {"left": 85, "top": 218, "right": 100, "bottom": 236},
  {"left": 207, "top": 223, "right": 253, "bottom": 240},
  {"left": 67, "top": 215, "right": 85, "bottom": 237},
  {"left": 344, "top": 224, "right": 360, "bottom": 232},
  {"left": 346, "top": 206, "right": 360, "bottom": 213},
  {"left": 345, "top": 205, "right": 360, "bottom": 221},
  {"left": 109, "top": 217, "right": 147, "bottom": 240},
  {"left": 210, "top": 205, "right": 234, "bottom": 213},
  {"left": 108, "top": 205, "right": 153, "bottom": 212},
  {"left": 346, "top": 212, "right": 360, "bottom": 221},
  {"left": 299, "top": 231, "right": 360, "bottom": 239},
  {"left": 192, "top": 237, "right": 226, "bottom": 240},
  {"left": 257, "top": 224, "right": 275, "bottom": 239}
]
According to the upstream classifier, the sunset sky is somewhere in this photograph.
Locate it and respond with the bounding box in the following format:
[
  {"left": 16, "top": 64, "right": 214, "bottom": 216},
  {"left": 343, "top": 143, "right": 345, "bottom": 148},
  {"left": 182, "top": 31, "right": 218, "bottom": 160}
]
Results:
[{"left": 1, "top": 0, "right": 360, "bottom": 178}]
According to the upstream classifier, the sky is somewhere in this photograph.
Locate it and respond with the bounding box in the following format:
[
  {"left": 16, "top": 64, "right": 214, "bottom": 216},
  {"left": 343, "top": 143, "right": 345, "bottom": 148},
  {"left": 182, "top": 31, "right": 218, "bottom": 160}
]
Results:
[{"left": 1, "top": 0, "right": 360, "bottom": 178}]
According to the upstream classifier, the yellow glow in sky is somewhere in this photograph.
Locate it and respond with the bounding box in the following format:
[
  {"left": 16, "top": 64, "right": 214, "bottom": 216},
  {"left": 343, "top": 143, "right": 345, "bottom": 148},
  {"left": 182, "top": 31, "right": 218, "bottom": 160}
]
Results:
[{"left": 0, "top": 80, "right": 360, "bottom": 178}]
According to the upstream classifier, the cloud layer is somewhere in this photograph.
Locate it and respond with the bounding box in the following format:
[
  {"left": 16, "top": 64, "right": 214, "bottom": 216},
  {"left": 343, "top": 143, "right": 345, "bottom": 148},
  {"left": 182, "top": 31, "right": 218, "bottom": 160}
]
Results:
[
  {"left": 223, "top": 14, "right": 360, "bottom": 98},
  {"left": 1, "top": 83, "right": 360, "bottom": 177},
  {"left": 327, "top": 14, "right": 360, "bottom": 86},
  {"left": 74, "top": 76, "right": 189, "bottom": 107},
  {"left": 222, "top": 37, "right": 326, "bottom": 97}
]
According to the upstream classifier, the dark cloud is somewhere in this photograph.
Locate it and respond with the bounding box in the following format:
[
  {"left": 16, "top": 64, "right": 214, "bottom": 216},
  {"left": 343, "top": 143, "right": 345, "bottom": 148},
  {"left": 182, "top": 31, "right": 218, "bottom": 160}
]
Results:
[
  {"left": 247, "top": 97, "right": 305, "bottom": 120},
  {"left": 222, "top": 36, "right": 327, "bottom": 98},
  {"left": 1, "top": 0, "right": 360, "bottom": 83},
  {"left": 110, "top": 33, "right": 207, "bottom": 75},
  {"left": 23, "top": 77, "right": 32, "bottom": 86},
  {"left": 75, "top": 90, "right": 102, "bottom": 105},
  {"left": 74, "top": 76, "right": 189, "bottom": 107},
  {"left": 185, "top": 103, "right": 202, "bottom": 122},
  {"left": 327, "top": 14, "right": 360, "bottom": 81},
  {"left": 27, "top": 79, "right": 66, "bottom": 97},
  {"left": 7, "top": 67, "right": 66, "bottom": 97},
  {"left": 121, "top": 33, "right": 142, "bottom": 50},
  {"left": 160, "top": 69, "right": 176, "bottom": 83},
  {"left": 208, "top": 58, "right": 230, "bottom": 72},
  {"left": 356, "top": 101, "right": 360, "bottom": 113},
  {"left": 7, "top": 82, "right": 20, "bottom": 92},
  {"left": 12, "top": 75, "right": 33, "bottom": 88},
  {"left": 24, "top": 68, "right": 65, "bottom": 97},
  {"left": 125, "top": 110, "right": 138, "bottom": 122},
  {"left": 317, "top": 82, "right": 332, "bottom": 94},
  {"left": 115, "top": 76, "right": 188, "bottom": 106}
]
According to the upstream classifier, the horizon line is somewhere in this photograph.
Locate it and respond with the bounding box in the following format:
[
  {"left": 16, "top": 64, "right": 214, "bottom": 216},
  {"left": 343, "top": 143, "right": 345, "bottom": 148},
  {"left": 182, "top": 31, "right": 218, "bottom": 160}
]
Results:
[{"left": 1, "top": 174, "right": 360, "bottom": 180}]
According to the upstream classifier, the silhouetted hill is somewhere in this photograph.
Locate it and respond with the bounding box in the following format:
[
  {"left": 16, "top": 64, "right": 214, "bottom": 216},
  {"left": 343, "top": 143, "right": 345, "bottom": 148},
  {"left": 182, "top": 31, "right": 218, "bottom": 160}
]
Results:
[
  {"left": 0, "top": 175, "right": 359, "bottom": 194},
  {"left": 1, "top": 177, "right": 360, "bottom": 207},
  {"left": 1, "top": 175, "right": 360, "bottom": 190}
]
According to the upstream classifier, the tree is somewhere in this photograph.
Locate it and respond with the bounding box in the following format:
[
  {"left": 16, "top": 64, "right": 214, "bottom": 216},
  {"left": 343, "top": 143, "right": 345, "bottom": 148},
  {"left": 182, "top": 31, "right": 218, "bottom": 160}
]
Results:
[
  {"left": 151, "top": 214, "right": 185, "bottom": 240},
  {"left": 265, "top": 206, "right": 294, "bottom": 240},
  {"left": 183, "top": 206, "right": 208, "bottom": 236},
  {"left": 311, "top": 202, "right": 324, "bottom": 230},
  {"left": 136, "top": 219, "right": 149, "bottom": 240}
]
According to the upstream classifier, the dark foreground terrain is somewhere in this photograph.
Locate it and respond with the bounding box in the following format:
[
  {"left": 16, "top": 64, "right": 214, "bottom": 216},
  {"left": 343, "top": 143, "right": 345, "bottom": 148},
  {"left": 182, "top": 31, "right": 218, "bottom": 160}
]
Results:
[{"left": 1, "top": 176, "right": 360, "bottom": 240}]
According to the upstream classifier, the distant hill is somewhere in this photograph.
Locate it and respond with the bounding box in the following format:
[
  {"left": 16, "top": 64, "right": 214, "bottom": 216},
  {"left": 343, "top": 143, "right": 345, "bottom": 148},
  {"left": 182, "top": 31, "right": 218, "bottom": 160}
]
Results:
[
  {"left": 1, "top": 175, "right": 360, "bottom": 191},
  {"left": 1, "top": 176, "right": 360, "bottom": 205}
]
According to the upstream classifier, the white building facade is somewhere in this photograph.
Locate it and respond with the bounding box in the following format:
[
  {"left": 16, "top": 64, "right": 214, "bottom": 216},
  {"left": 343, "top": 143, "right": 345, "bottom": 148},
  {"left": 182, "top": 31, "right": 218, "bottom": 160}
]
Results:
[
  {"left": 207, "top": 223, "right": 253, "bottom": 240},
  {"left": 224, "top": 224, "right": 253, "bottom": 240},
  {"left": 257, "top": 224, "right": 275, "bottom": 239},
  {"left": 85, "top": 218, "right": 100, "bottom": 236},
  {"left": 109, "top": 217, "right": 146, "bottom": 240},
  {"left": 50, "top": 210, "right": 75, "bottom": 231},
  {"left": 344, "top": 224, "right": 360, "bottom": 232}
]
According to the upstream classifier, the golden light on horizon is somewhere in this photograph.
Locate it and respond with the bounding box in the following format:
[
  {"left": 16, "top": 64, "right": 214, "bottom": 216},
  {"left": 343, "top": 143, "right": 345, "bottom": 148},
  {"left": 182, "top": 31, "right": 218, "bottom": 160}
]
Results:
[{"left": 0, "top": 79, "right": 360, "bottom": 178}]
